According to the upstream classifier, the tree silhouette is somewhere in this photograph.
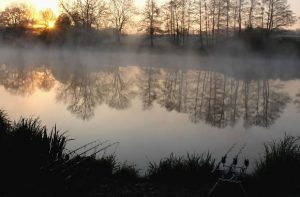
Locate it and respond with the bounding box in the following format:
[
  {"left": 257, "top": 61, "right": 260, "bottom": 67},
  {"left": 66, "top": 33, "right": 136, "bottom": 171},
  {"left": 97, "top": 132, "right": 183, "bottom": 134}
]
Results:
[
  {"left": 264, "top": 0, "right": 296, "bottom": 32},
  {"left": 0, "top": 4, "right": 32, "bottom": 28},
  {"left": 140, "top": 0, "right": 162, "bottom": 47},
  {"left": 108, "top": 0, "right": 135, "bottom": 43},
  {"left": 60, "top": 0, "right": 107, "bottom": 29}
]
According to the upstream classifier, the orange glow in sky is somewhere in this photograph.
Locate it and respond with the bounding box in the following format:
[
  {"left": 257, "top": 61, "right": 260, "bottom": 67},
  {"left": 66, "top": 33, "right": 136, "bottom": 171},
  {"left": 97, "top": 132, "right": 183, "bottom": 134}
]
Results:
[
  {"left": 1, "top": 0, "right": 60, "bottom": 15},
  {"left": 29, "top": 0, "right": 60, "bottom": 15},
  {"left": 1, "top": 0, "right": 299, "bottom": 28}
]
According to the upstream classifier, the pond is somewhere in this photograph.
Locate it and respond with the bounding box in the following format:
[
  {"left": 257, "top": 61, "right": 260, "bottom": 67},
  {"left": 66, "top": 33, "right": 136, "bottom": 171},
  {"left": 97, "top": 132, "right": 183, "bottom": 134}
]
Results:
[{"left": 0, "top": 48, "right": 300, "bottom": 170}]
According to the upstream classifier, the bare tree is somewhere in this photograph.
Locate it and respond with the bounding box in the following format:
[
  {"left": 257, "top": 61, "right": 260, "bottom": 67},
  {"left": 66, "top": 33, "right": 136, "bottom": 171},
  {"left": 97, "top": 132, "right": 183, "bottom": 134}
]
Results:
[
  {"left": 141, "top": 0, "right": 161, "bottom": 47},
  {"left": 248, "top": 0, "right": 257, "bottom": 28},
  {"left": 204, "top": 0, "right": 210, "bottom": 46},
  {"left": 193, "top": 0, "right": 204, "bottom": 46},
  {"left": 161, "top": 0, "right": 193, "bottom": 45},
  {"left": 108, "top": 0, "right": 135, "bottom": 43},
  {"left": 238, "top": 0, "right": 246, "bottom": 33},
  {"left": 264, "top": 0, "right": 296, "bottom": 32},
  {"left": 225, "top": 0, "right": 230, "bottom": 37},
  {"left": 216, "top": 0, "right": 226, "bottom": 38},
  {"left": 0, "top": 4, "right": 32, "bottom": 28},
  {"left": 210, "top": 0, "right": 217, "bottom": 42},
  {"left": 60, "top": 0, "right": 107, "bottom": 29}
]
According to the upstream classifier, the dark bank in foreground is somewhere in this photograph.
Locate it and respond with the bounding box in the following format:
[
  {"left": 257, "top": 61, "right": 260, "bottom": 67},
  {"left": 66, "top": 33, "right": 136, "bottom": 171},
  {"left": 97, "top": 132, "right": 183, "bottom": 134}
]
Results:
[{"left": 0, "top": 109, "right": 299, "bottom": 197}]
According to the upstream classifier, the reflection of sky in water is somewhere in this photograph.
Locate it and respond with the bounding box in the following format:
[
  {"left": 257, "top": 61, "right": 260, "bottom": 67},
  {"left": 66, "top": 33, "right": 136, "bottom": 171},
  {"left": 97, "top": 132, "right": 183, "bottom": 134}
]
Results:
[{"left": 0, "top": 64, "right": 300, "bottom": 170}]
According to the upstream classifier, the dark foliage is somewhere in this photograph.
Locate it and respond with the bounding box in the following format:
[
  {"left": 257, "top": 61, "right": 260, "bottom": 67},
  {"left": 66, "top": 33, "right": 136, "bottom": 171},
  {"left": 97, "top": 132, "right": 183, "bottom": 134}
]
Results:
[
  {"left": 147, "top": 152, "right": 215, "bottom": 186},
  {"left": 114, "top": 161, "right": 140, "bottom": 182},
  {"left": 252, "top": 135, "right": 300, "bottom": 196},
  {"left": 0, "top": 116, "right": 68, "bottom": 196}
]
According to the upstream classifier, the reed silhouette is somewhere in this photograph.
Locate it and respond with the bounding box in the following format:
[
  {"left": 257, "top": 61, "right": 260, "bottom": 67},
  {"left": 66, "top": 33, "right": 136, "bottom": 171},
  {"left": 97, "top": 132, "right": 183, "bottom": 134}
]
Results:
[
  {"left": 147, "top": 152, "right": 216, "bottom": 186},
  {"left": 250, "top": 135, "right": 300, "bottom": 196}
]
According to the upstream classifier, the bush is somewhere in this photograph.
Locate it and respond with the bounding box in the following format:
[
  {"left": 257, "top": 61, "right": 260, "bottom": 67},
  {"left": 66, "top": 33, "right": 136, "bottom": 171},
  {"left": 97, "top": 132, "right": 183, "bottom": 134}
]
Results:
[
  {"left": 0, "top": 114, "right": 69, "bottom": 196},
  {"left": 114, "top": 161, "right": 140, "bottom": 181},
  {"left": 253, "top": 135, "right": 300, "bottom": 196},
  {"left": 0, "top": 109, "right": 10, "bottom": 134},
  {"left": 147, "top": 152, "right": 215, "bottom": 186}
]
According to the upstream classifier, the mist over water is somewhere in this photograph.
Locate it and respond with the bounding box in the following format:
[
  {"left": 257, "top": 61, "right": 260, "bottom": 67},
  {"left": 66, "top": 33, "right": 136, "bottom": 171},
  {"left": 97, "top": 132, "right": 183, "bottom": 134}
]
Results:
[{"left": 1, "top": 46, "right": 300, "bottom": 170}]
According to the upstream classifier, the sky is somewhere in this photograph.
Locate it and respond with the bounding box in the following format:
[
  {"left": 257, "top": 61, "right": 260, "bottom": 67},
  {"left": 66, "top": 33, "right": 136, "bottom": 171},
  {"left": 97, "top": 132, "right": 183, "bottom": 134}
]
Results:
[{"left": 1, "top": 0, "right": 300, "bottom": 28}]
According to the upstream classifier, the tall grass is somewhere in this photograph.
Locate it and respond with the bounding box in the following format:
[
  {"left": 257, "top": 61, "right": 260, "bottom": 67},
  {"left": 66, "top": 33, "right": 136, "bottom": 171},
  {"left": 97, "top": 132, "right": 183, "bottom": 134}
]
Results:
[
  {"left": 0, "top": 109, "right": 10, "bottom": 134},
  {"left": 114, "top": 161, "right": 140, "bottom": 181},
  {"left": 0, "top": 113, "right": 69, "bottom": 196},
  {"left": 147, "top": 152, "right": 215, "bottom": 186},
  {"left": 253, "top": 135, "right": 300, "bottom": 196},
  {"left": 11, "top": 118, "right": 68, "bottom": 162}
]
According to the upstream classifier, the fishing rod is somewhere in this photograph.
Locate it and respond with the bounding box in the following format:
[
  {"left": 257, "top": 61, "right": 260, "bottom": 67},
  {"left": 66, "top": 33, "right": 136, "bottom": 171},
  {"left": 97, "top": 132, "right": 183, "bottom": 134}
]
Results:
[
  {"left": 63, "top": 142, "right": 120, "bottom": 176},
  {"left": 209, "top": 144, "right": 249, "bottom": 197},
  {"left": 226, "top": 143, "right": 247, "bottom": 178},
  {"left": 89, "top": 142, "right": 119, "bottom": 158},
  {"left": 212, "top": 143, "right": 237, "bottom": 173},
  {"left": 231, "top": 143, "right": 246, "bottom": 166},
  {"left": 50, "top": 140, "right": 110, "bottom": 171},
  {"left": 66, "top": 139, "right": 102, "bottom": 157},
  {"left": 41, "top": 139, "right": 102, "bottom": 170},
  {"left": 74, "top": 140, "right": 110, "bottom": 158}
]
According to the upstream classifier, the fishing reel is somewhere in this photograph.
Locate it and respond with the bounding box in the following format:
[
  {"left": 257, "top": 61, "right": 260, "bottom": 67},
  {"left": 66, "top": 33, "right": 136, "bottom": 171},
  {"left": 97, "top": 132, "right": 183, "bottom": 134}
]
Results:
[
  {"left": 232, "top": 158, "right": 250, "bottom": 171},
  {"left": 244, "top": 159, "right": 250, "bottom": 168},
  {"left": 208, "top": 144, "right": 249, "bottom": 197},
  {"left": 233, "top": 157, "right": 238, "bottom": 165},
  {"left": 221, "top": 155, "right": 227, "bottom": 165}
]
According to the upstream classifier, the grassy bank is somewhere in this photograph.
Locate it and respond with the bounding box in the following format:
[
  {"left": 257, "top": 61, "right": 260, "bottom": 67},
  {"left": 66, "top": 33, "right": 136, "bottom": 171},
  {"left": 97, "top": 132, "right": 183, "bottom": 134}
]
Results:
[{"left": 0, "top": 110, "right": 299, "bottom": 197}]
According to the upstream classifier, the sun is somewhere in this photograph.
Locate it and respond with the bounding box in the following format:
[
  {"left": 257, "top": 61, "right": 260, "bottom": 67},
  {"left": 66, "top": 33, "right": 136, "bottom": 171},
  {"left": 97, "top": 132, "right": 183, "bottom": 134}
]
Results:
[
  {"left": 26, "top": 0, "right": 59, "bottom": 29},
  {"left": 48, "top": 21, "right": 55, "bottom": 29}
]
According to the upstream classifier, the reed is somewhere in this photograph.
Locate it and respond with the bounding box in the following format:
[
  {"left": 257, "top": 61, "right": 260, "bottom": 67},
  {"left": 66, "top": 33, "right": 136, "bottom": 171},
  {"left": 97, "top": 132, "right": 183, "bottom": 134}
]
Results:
[
  {"left": 0, "top": 113, "right": 69, "bottom": 196},
  {"left": 147, "top": 152, "right": 215, "bottom": 186},
  {"left": 114, "top": 161, "right": 140, "bottom": 181},
  {"left": 0, "top": 109, "right": 10, "bottom": 133},
  {"left": 253, "top": 135, "right": 300, "bottom": 196},
  {"left": 10, "top": 118, "right": 68, "bottom": 163}
]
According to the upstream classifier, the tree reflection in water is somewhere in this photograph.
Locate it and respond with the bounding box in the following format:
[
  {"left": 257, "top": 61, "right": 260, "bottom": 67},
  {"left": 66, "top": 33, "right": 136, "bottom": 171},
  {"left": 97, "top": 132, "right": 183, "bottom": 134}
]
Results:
[
  {"left": 294, "top": 91, "right": 300, "bottom": 113},
  {"left": 56, "top": 66, "right": 136, "bottom": 120},
  {"left": 138, "top": 67, "right": 160, "bottom": 110},
  {"left": 107, "top": 66, "right": 136, "bottom": 110},
  {"left": 0, "top": 64, "right": 55, "bottom": 96},
  {"left": 0, "top": 64, "right": 291, "bottom": 129},
  {"left": 56, "top": 68, "right": 101, "bottom": 121}
]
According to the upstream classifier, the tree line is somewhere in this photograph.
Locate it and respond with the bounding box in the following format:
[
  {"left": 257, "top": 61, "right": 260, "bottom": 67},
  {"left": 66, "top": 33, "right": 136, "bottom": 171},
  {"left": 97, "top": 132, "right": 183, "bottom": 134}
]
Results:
[{"left": 0, "top": 0, "right": 298, "bottom": 47}]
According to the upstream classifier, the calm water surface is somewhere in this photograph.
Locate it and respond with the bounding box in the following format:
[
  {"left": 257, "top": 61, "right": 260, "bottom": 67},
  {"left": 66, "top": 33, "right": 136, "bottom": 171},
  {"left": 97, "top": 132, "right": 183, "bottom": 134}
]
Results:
[{"left": 1, "top": 53, "right": 300, "bottom": 170}]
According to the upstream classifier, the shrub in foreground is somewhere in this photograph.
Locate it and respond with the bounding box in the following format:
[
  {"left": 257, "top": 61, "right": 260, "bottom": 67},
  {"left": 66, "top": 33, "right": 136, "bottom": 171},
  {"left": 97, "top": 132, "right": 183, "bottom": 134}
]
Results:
[
  {"left": 147, "top": 152, "right": 215, "bottom": 186},
  {"left": 253, "top": 135, "right": 300, "bottom": 196},
  {"left": 0, "top": 116, "right": 69, "bottom": 195}
]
